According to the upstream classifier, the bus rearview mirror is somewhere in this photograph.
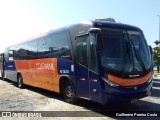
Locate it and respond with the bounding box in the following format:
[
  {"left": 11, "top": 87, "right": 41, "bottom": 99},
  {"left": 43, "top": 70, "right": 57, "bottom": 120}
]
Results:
[
  {"left": 88, "top": 28, "right": 103, "bottom": 52},
  {"left": 149, "top": 45, "right": 152, "bottom": 56}
]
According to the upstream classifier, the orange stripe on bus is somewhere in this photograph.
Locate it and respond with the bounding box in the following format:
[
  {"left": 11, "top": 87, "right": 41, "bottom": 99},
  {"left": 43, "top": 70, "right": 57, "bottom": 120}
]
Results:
[
  {"left": 15, "top": 58, "right": 60, "bottom": 92},
  {"left": 108, "top": 72, "right": 152, "bottom": 86}
]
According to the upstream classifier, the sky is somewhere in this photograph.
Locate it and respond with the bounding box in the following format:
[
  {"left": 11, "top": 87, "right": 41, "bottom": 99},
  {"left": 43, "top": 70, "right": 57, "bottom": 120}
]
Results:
[{"left": 0, "top": 0, "right": 160, "bottom": 53}]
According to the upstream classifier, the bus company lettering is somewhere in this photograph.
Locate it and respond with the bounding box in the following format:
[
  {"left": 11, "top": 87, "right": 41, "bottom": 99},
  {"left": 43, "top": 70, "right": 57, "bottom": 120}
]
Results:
[{"left": 36, "top": 63, "right": 55, "bottom": 70}]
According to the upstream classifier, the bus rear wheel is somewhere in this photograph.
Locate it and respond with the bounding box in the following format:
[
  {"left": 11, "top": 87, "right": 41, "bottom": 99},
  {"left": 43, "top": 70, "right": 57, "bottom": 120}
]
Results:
[
  {"left": 63, "top": 81, "right": 78, "bottom": 104},
  {"left": 17, "top": 74, "right": 24, "bottom": 88}
]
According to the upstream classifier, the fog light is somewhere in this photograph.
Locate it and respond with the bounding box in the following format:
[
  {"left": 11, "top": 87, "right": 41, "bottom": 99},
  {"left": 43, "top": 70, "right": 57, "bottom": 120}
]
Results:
[{"left": 147, "top": 76, "right": 153, "bottom": 83}]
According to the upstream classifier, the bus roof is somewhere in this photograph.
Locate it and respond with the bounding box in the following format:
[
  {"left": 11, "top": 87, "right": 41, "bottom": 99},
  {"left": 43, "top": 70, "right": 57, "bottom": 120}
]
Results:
[
  {"left": 67, "top": 20, "right": 141, "bottom": 31},
  {"left": 92, "top": 20, "right": 141, "bottom": 31},
  {"left": 8, "top": 20, "right": 142, "bottom": 48}
]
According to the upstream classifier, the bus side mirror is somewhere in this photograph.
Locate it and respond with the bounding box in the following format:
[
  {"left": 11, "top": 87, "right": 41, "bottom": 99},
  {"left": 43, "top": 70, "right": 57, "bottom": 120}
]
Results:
[
  {"left": 149, "top": 45, "right": 153, "bottom": 67},
  {"left": 88, "top": 28, "right": 103, "bottom": 52},
  {"left": 149, "top": 45, "right": 152, "bottom": 56}
]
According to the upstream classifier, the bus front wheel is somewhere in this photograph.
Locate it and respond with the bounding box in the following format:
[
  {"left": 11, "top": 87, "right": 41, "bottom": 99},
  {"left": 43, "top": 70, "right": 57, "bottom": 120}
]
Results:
[{"left": 63, "top": 81, "right": 78, "bottom": 104}]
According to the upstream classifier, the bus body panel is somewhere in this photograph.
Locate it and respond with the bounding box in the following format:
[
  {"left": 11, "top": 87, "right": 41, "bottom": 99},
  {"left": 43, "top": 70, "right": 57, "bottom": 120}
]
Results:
[
  {"left": 4, "top": 60, "right": 17, "bottom": 82},
  {"left": 15, "top": 58, "right": 60, "bottom": 92},
  {"left": 107, "top": 72, "right": 152, "bottom": 86},
  {"left": 0, "top": 53, "right": 4, "bottom": 78},
  {"left": 76, "top": 63, "right": 90, "bottom": 99},
  {"left": 89, "top": 70, "right": 103, "bottom": 103},
  {"left": 57, "top": 58, "right": 75, "bottom": 90},
  {"left": 102, "top": 80, "right": 152, "bottom": 104}
]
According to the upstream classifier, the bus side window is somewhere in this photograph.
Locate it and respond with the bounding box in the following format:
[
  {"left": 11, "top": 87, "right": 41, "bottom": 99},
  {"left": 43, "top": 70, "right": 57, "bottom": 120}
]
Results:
[
  {"left": 8, "top": 50, "right": 14, "bottom": 61},
  {"left": 38, "top": 36, "right": 54, "bottom": 58},
  {"left": 50, "top": 31, "right": 71, "bottom": 60},
  {"left": 19, "top": 46, "right": 28, "bottom": 60},
  {"left": 5, "top": 48, "right": 9, "bottom": 61},
  {"left": 38, "top": 37, "right": 47, "bottom": 58},
  {"left": 27, "top": 40, "right": 38, "bottom": 59},
  {"left": 89, "top": 34, "right": 98, "bottom": 73},
  {"left": 13, "top": 49, "right": 19, "bottom": 60},
  {"left": 76, "top": 35, "right": 88, "bottom": 67},
  {"left": 0, "top": 55, "right": 1, "bottom": 62}
]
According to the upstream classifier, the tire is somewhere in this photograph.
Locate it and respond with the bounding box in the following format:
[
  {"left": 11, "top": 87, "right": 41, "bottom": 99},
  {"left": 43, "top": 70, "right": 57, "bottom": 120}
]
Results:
[
  {"left": 17, "top": 74, "right": 24, "bottom": 88},
  {"left": 2, "top": 72, "right": 5, "bottom": 80},
  {"left": 63, "top": 81, "right": 78, "bottom": 104}
]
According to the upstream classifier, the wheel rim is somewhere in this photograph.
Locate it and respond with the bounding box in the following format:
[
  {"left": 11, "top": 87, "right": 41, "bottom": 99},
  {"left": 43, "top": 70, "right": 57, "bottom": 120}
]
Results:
[
  {"left": 65, "top": 86, "right": 73, "bottom": 98},
  {"left": 18, "top": 77, "right": 22, "bottom": 87}
]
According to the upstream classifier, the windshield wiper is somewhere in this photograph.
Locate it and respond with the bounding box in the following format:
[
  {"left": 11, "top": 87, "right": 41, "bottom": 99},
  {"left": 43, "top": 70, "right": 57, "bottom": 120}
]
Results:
[
  {"left": 129, "top": 39, "right": 146, "bottom": 74},
  {"left": 126, "top": 41, "right": 133, "bottom": 64},
  {"left": 125, "top": 32, "right": 135, "bottom": 72}
]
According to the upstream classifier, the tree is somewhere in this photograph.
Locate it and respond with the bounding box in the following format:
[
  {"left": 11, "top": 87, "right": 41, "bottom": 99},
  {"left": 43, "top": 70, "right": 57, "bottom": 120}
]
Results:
[{"left": 153, "top": 40, "right": 160, "bottom": 72}]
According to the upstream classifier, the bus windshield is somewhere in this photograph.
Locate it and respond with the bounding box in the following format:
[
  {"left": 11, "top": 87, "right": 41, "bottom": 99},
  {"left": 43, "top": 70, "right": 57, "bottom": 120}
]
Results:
[{"left": 100, "top": 28, "right": 152, "bottom": 77}]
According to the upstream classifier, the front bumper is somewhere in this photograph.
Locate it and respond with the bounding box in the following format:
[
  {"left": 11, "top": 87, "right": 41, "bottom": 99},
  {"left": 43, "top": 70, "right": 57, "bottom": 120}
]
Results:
[{"left": 102, "top": 80, "right": 152, "bottom": 105}]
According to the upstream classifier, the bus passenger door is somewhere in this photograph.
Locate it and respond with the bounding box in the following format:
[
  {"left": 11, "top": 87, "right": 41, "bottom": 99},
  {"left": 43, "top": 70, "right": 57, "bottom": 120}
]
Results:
[
  {"left": 75, "top": 35, "right": 90, "bottom": 99},
  {"left": 88, "top": 33, "right": 102, "bottom": 103},
  {"left": 75, "top": 33, "right": 102, "bottom": 103}
]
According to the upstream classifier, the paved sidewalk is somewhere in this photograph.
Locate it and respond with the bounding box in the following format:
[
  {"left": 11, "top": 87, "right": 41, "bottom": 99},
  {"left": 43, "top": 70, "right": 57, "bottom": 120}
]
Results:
[{"left": 153, "top": 75, "right": 160, "bottom": 79}]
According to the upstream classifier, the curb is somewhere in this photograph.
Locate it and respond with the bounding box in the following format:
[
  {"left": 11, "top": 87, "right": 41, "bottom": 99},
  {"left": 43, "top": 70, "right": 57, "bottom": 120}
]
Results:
[{"left": 153, "top": 76, "right": 160, "bottom": 79}]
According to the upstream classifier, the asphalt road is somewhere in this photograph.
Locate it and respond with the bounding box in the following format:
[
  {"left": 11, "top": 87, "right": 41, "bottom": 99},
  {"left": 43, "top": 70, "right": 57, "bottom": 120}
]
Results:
[{"left": 0, "top": 78, "right": 159, "bottom": 120}]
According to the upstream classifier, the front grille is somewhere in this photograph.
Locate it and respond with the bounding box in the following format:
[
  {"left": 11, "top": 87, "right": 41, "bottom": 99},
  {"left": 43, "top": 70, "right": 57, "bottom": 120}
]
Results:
[{"left": 120, "top": 82, "right": 148, "bottom": 91}]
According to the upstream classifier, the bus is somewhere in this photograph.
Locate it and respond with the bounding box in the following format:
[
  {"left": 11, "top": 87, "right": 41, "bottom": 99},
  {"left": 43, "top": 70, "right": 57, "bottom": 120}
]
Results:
[
  {"left": 0, "top": 53, "right": 4, "bottom": 79},
  {"left": 3, "top": 20, "right": 153, "bottom": 105}
]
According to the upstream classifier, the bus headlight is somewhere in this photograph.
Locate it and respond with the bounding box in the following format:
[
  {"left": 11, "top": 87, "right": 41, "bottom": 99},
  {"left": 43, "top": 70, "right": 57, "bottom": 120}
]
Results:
[
  {"left": 147, "top": 76, "right": 153, "bottom": 83},
  {"left": 102, "top": 77, "right": 119, "bottom": 87}
]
